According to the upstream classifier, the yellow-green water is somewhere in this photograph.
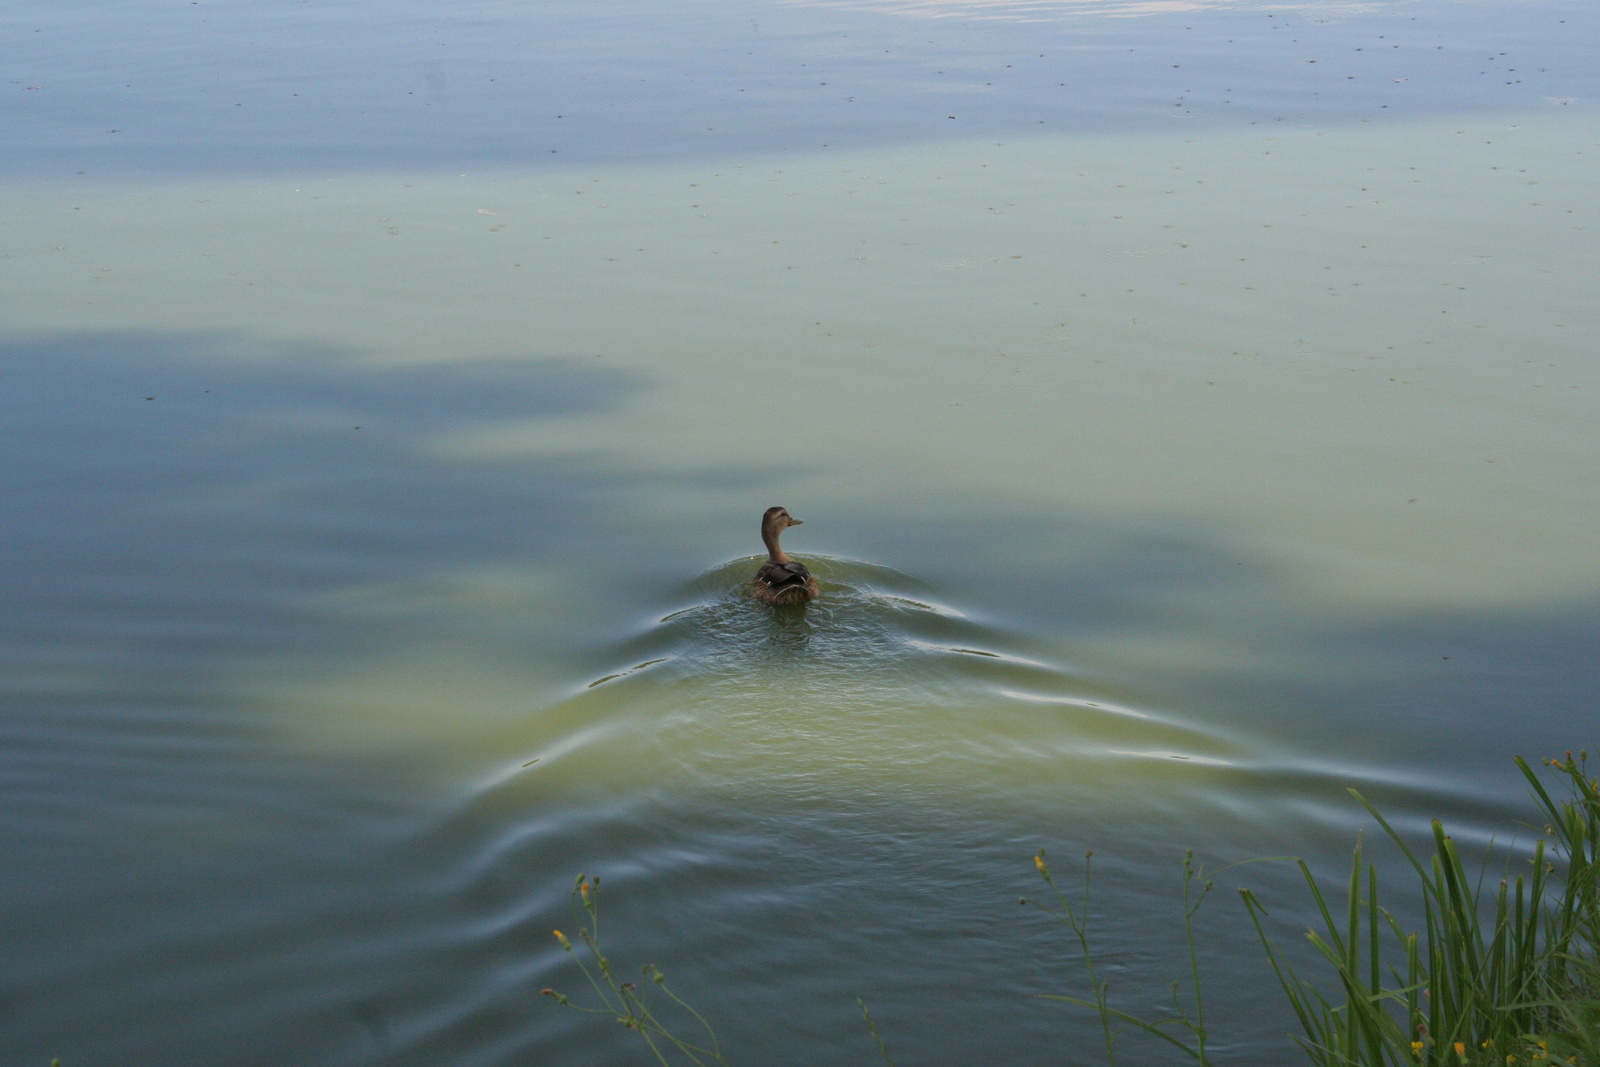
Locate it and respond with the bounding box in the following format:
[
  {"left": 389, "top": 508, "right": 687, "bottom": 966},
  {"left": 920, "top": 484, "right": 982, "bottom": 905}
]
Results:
[{"left": 3, "top": 3, "right": 1597, "bottom": 1063}]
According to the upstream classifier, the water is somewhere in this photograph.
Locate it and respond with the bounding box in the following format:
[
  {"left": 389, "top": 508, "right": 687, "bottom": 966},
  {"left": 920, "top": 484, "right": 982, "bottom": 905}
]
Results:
[{"left": 2, "top": 1, "right": 1597, "bottom": 1064}]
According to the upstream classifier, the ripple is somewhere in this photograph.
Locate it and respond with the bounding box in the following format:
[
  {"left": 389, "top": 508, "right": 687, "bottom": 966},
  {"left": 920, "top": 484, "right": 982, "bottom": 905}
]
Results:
[
  {"left": 470, "top": 555, "right": 1251, "bottom": 807},
  {"left": 585, "top": 658, "right": 670, "bottom": 689},
  {"left": 996, "top": 688, "right": 1150, "bottom": 720},
  {"left": 1105, "top": 749, "right": 1236, "bottom": 767}
]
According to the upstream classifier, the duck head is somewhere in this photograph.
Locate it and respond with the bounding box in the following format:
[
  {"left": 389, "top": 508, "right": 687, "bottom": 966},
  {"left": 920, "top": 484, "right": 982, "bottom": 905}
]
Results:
[
  {"left": 762, "top": 506, "right": 803, "bottom": 532},
  {"left": 761, "top": 506, "right": 804, "bottom": 560}
]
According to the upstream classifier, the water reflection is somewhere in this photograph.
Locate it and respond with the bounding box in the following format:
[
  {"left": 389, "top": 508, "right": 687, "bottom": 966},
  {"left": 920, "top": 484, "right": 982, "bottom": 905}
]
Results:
[
  {"left": 0, "top": 332, "right": 639, "bottom": 759},
  {"left": 10, "top": 0, "right": 1590, "bottom": 177},
  {"left": 2, "top": 46, "right": 1597, "bottom": 1067},
  {"left": 784, "top": 0, "right": 1383, "bottom": 18}
]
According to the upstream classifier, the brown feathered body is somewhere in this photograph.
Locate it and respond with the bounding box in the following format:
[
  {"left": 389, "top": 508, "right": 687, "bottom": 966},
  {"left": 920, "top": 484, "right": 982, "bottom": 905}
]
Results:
[{"left": 749, "top": 506, "right": 819, "bottom": 606}]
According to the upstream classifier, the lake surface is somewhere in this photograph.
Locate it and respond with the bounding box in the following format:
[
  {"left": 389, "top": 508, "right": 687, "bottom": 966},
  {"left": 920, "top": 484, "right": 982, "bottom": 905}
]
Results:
[{"left": 2, "top": 1, "right": 1596, "bottom": 1063}]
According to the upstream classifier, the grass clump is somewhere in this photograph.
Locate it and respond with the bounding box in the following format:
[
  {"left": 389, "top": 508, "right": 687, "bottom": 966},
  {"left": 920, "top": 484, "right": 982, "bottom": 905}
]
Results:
[
  {"left": 1245, "top": 752, "right": 1599, "bottom": 1067},
  {"left": 1033, "top": 751, "right": 1600, "bottom": 1066}
]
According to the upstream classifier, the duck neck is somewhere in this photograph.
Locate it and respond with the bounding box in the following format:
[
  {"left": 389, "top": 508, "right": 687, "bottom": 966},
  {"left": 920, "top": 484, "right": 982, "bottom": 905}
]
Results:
[{"left": 762, "top": 526, "right": 791, "bottom": 563}]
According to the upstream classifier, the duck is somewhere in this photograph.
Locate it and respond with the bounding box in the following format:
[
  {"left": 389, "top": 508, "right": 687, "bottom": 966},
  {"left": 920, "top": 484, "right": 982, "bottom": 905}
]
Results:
[{"left": 749, "top": 506, "right": 819, "bottom": 606}]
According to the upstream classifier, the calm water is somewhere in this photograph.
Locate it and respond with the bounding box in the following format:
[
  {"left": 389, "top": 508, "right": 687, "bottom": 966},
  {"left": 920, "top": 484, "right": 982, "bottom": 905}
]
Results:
[{"left": 2, "top": 1, "right": 1597, "bottom": 1064}]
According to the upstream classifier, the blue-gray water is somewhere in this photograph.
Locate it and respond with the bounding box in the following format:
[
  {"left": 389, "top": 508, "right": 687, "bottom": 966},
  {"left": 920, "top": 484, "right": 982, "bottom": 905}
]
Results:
[{"left": 2, "top": 1, "right": 1597, "bottom": 1064}]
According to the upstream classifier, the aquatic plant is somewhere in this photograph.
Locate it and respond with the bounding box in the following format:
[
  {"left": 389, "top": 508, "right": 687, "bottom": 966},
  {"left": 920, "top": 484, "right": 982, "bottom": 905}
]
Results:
[
  {"left": 1243, "top": 752, "right": 1598, "bottom": 1067},
  {"left": 1033, "top": 752, "right": 1600, "bottom": 1067},
  {"left": 542, "top": 874, "right": 731, "bottom": 1067},
  {"left": 1030, "top": 844, "right": 1216, "bottom": 1062},
  {"left": 542, "top": 873, "right": 898, "bottom": 1067},
  {"left": 1027, "top": 847, "right": 1281, "bottom": 1066}
]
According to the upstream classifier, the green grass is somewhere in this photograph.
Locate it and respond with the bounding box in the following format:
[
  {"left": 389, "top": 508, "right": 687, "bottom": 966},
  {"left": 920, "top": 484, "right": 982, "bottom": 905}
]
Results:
[
  {"left": 1032, "top": 751, "right": 1600, "bottom": 1067},
  {"left": 545, "top": 751, "right": 1600, "bottom": 1066},
  {"left": 1275, "top": 751, "right": 1600, "bottom": 1067},
  {"left": 1244, "top": 752, "right": 1600, "bottom": 1067}
]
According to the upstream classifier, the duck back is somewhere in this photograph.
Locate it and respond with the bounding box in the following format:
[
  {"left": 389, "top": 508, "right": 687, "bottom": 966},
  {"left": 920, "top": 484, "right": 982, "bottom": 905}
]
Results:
[{"left": 751, "top": 559, "right": 819, "bottom": 605}]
